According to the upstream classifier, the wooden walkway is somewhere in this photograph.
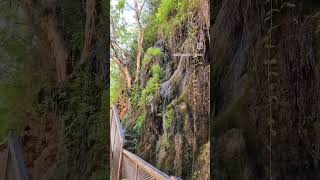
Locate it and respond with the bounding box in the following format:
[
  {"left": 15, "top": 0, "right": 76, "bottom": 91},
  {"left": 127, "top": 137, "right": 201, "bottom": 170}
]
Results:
[
  {"left": 0, "top": 130, "right": 29, "bottom": 180},
  {"left": 110, "top": 105, "right": 181, "bottom": 180}
]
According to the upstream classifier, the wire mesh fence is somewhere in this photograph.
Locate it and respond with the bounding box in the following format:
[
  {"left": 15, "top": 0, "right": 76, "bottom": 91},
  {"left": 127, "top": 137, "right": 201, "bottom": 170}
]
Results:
[{"left": 110, "top": 105, "right": 181, "bottom": 180}]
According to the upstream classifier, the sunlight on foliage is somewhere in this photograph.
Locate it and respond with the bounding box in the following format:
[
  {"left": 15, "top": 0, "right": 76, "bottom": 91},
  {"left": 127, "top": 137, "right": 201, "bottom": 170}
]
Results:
[
  {"left": 110, "top": 61, "right": 125, "bottom": 106},
  {"left": 142, "top": 47, "right": 161, "bottom": 66},
  {"left": 153, "top": 0, "right": 199, "bottom": 38}
]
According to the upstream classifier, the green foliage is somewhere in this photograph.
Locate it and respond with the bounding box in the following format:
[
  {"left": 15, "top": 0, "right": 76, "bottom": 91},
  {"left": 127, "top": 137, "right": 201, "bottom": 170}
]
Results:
[
  {"left": 0, "top": 3, "right": 34, "bottom": 140},
  {"left": 129, "top": 84, "right": 141, "bottom": 108},
  {"left": 110, "top": 61, "right": 125, "bottom": 106},
  {"left": 162, "top": 105, "right": 175, "bottom": 149},
  {"left": 153, "top": 0, "right": 199, "bottom": 38},
  {"left": 70, "top": 30, "right": 84, "bottom": 52},
  {"left": 155, "top": 0, "right": 178, "bottom": 23},
  {"left": 61, "top": 0, "right": 86, "bottom": 54},
  {"left": 133, "top": 64, "right": 163, "bottom": 137},
  {"left": 116, "top": 0, "right": 126, "bottom": 10},
  {"left": 61, "top": 66, "right": 107, "bottom": 177},
  {"left": 139, "top": 64, "right": 163, "bottom": 108},
  {"left": 101, "top": 0, "right": 109, "bottom": 17},
  {"left": 133, "top": 113, "right": 146, "bottom": 135},
  {"left": 142, "top": 47, "right": 161, "bottom": 66},
  {"left": 111, "top": 1, "right": 136, "bottom": 54},
  {"left": 121, "top": 113, "right": 129, "bottom": 127},
  {"left": 164, "top": 106, "right": 175, "bottom": 131},
  {"left": 147, "top": 47, "right": 162, "bottom": 56},
  {"left": 143, "top": 17, "right": 159, "bottom": 49}
]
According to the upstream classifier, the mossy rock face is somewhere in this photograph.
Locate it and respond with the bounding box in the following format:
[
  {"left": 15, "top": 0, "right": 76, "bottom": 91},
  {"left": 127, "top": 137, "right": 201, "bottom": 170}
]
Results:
[
  {"left": 192, "top": 142, "right": 210, "bottom": 180},
  {"left": 156, "top": 133, "right": 175, "bottom": 174},
  {"left": 213, "top": 129, "right": 252, "bottom": 180}
]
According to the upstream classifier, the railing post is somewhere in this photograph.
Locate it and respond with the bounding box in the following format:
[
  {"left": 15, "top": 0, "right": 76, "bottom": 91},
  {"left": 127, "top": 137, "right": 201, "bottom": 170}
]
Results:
[
  {"left": 135, "top": 164, "right": 139, "bottom": 180},
  {"left": 116, "top": 139, "right": 124, "bottom": 180}
]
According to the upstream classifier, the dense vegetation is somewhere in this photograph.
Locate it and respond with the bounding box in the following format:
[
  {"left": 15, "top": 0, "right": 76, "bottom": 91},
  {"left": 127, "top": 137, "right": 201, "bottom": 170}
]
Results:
[
  {"left": 111, "top": 0, "right": 210, "bottom": 179},
  {"left": 0, "top": 0, "right": 47, "bottom": 140},
  {"left": 1, "top": 0, "right": 108, "bottom": 179}
]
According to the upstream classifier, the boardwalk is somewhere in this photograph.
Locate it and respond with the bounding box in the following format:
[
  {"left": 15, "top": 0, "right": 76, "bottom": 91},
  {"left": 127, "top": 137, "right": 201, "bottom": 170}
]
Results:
[
  {"left": 0, "top": 131, "right": 29, "bottom": 180},
  {"left": 110, "top": 105, "right": 181, "bottom": 180}
]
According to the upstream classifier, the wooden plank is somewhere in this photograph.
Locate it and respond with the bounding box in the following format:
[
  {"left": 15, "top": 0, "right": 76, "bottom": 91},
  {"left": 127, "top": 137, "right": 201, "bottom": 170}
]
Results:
[
  {"left": 112, "top": 105, "right": 125, "bottom": 141},
  {"left": 117, "top": 139, "right": 124, "bottom": 180},
  {"left": 111, "top": 105, "right": 176, "bottom": 180},
  {"left": 122, "top": 149, "right": 171, "bottom": 180},
  {"left": 135, "top": 164, "right": 138, "bottom": 180}
]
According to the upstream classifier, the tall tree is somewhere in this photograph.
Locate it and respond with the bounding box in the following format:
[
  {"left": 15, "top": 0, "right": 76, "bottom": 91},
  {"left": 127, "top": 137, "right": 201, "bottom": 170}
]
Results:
[
  {"left": 131, "top": 0, "right": 146, "bottom": 84},
  {"left": 110, "top": 2, "right": 134, "bottom": 88}
]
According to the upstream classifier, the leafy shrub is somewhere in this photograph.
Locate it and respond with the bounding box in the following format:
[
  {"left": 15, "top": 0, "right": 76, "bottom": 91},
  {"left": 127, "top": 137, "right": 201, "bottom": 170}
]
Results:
[
  {"left": 129, "top": 84, "right": 141, "bottom": 108},
  {"left": 147, "top": 47, "right": 162, "bottom": 56},
  {"left": 110, "top": 62, "right": 125, "bottom": 106},
  {"left": 133, "top": 113, "right": 146, "bottom": 135},
  {"left": 133, "top": 64, "right": 163, "bottom": 137},
  {"left": 154, "top": 0, "right": 199, "bottom": 38},
  {"left": 143, "top": 20, "right": 159, "bottom": 49},
  {"left": 155, "top": 0, "right": 179, "bottom": 24},
  {"left": 142, "top": 47, "right": 162, "bottom": 66},
  {"left": 61, "top": 66, "right": 107, "bottom": 177}
]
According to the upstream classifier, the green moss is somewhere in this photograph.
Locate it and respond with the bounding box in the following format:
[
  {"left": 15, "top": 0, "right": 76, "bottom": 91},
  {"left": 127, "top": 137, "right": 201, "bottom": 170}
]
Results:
[
  {"left": 139, "top": 64, "right": 163, "bottom": 108},
  {"left": 155, "top": 0, "right": 199, "bottom": 38},
  {"left": 142, "top": 47, "right": 162, "bottom": 67},
  {"left": 164, "top": 106, "right": 175, "bottom": 131},
  {"left": 147, "top": 47, "right": 162, "bottom": 56}
]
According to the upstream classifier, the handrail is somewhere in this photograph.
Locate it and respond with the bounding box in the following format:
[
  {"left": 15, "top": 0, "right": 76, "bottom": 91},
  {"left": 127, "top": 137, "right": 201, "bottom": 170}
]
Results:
[
  {"left": 110, "top": 105, "right": 182, "bottom": 180},
  {"left": 112, "top": 105, "right": 125, "bottom": 142},
  {"left": 122, "top": 149, "right": 171, "bottom": 180},
  {"left": 110, "top": 105, "right": 125, "bottom": 180}
]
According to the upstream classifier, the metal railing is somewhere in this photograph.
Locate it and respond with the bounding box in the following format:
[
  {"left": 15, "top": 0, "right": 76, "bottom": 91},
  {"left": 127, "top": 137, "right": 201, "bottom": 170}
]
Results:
[
  {"left": 110, "top": 105, "right": 181, "bottom": 180},
  {"left": 0, "top": 130, "right": 29, "bottom": 180}
]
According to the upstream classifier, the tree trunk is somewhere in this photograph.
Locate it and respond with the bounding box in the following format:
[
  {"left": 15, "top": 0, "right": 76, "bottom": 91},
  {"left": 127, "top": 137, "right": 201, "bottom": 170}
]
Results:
[
  {"left": 123, "top": 65, "right": 132, "bottom": 88},
  {"left": 80, "top": 0, "right": 97, "bottom": 64},
  {"left": 133, "top": 0, "right": 144, "bottom": 84},
  {"left": 46, "top": 14, "right": 68, "bottom": 82},
  {"left": 21, "top": 0, "right": 68, "bottom": 82}
]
